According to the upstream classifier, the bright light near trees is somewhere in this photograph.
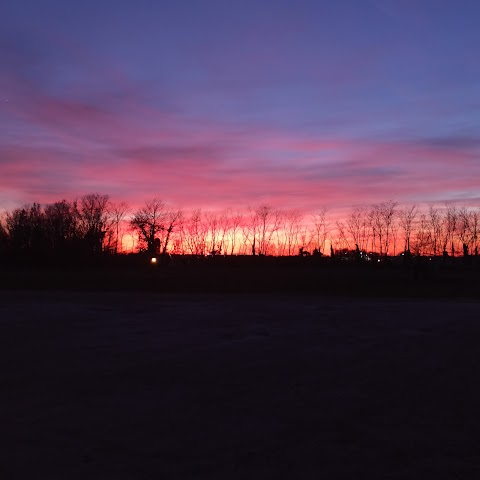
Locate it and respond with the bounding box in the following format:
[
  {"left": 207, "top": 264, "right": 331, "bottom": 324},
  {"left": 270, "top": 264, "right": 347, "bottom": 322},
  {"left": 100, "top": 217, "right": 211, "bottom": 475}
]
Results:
[{"left": 151, "top": 257, "right": 157, "bottom": 264}]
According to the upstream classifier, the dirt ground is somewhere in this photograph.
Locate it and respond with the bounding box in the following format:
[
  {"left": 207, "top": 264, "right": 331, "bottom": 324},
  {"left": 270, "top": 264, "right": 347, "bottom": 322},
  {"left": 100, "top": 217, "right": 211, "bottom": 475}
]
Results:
[{"left": 1, "top": 291, "right": 480, "bottom": 479}]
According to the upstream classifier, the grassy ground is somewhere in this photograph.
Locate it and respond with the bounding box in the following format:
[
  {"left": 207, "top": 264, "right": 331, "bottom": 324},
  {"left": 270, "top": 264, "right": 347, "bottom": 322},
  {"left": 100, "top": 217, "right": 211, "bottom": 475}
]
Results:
[
  {"left": 1, "top": 291, "right": 480, "bottom": 478},
  {"left": 0, "top": 258, "right": 478, "bottom": 298}
]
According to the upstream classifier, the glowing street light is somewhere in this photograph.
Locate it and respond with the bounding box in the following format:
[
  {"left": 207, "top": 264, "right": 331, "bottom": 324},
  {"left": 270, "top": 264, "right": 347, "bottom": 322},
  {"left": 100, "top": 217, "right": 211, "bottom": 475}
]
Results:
[{"left": 151, "top": 257, "right": 157, "bottom": 264}]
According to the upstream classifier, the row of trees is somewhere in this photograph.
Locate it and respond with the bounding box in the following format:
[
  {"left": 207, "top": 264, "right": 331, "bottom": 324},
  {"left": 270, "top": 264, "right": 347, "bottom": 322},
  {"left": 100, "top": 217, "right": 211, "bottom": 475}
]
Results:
[
  {"left": 1, "top": 196, "right": 479, "bottom": 259},
  {"left": 0, "top": 194, "right": 127, "bottom": 259},
  {"left": 337, "top": 202, "right": 479, "bottom": 258}
]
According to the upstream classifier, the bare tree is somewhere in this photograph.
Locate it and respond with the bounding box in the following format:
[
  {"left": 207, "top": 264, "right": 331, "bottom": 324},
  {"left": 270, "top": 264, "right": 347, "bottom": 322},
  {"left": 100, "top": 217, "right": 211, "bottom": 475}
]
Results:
[
  {"left": 204, "top": 211, "right": 227, "bottom": 255},
  {"left": 0, "top": 214, "right": 8, "bottom": 255},
  {"left": 225, "top": 209, "right": 243, "bottom": 255},
  {"left": 369, "top": 204, "right": 383, "bottom": 255},
  {"left": 130, "top": 198, "right": 173, "bottom": 255},
  {"left": 255, "top": 205, "right": 282, "bottom": 255},
  {"left": 6, "top": 203, "right": 47, "bottom": 254},
  {"left": 334, "top": 220, "right": 350, "bottom": 251},
  {"left": 370, "top": 201, "right": 397, "bottom": 256},
  {"left": 456, "top": 206, "right": 480, "bottom": 256},
  {"left": 240, "top": 205, "right": 282, "bottom": 256},
  {"left": 311, "top": 208, "right": 330, "bottom": 254},
  {"left": 442, "top": 204, "right": 458, "bottom": 256},
  {"left": 428, "top": 205, "right": 442, "bottom": 256},
  {"left": 79, "top": 193, "right": 110, "bottom": 254},
  {"left": 398, "top": 204, "right": 418, "bottom": 253},
  {"left": 414, "top": 213, "right": 430, "bottom": 256},
  {"left": 471, "top": 210, "right": 479, "bottom": 255},
  {"left": 161, "top": 208, "right": 182, "bottom": 255},
  {"left": 44, "top": 200, "right": 81, "bottom": 255},
  {"left": 183, "top": 209, "right": 207, "bottom": 255},
  {"left": 457, "top": 207, "right": 469, "bottom": 255},
  {"left": 391, "top": 218, "right": 400, "bottom": 256},
  {"left": 275, "top": 216, "right": 287, "bottom": 256},
  {"left": 381, "top": 201, "right": 397, "bottom": 256},
  {"left": 217, "top": 210, "right": 230, "bottom": 255},
  {"left": 126, "top": 231, "right": 138, "bottom": 253},
  {"left": 109, "top": 201, "right": 129, "bottom": 254},
  {"left": 346, "top": 207, "right": 370, "bottom": 252},
  {"left": 283, "top": 209, "right": 303, "bottom": 255},
  {"left": 298, "top": 224, "right": 313, "bottom": 254},
  {"left": 241, "top": 208, "right": 258, "bottom": 255}
]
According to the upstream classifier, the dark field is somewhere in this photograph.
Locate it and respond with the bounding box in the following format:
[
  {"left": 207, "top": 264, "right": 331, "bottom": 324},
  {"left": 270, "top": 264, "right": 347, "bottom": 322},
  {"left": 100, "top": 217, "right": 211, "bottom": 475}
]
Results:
[
  {"left": 1, "top": 290, "right": 480, "bottom": 478},
  {"left": 1, "top": 256, "right": 479, "bottom": 298}
]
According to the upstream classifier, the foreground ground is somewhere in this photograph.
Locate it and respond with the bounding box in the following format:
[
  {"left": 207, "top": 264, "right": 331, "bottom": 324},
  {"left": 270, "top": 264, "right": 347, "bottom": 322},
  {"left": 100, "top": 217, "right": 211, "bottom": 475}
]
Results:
[
  {"left": 1, "top": 292, "right": 480, "bottom": 478},
  {"left": 1, "top": 260, "right": 479, "bottom": 298}
]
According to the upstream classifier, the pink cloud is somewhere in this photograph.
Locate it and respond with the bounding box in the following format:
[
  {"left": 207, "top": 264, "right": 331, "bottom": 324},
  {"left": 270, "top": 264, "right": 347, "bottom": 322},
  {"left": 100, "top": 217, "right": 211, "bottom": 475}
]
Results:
[{"left": 2, "top": 128, "right": 479, "bottom": 215}]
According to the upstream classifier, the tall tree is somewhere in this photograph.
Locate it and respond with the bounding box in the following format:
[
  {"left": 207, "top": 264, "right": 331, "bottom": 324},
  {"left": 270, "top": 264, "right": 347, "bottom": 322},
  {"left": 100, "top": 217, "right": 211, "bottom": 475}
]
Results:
[
  {"left": 457, "top": 207, "right": 473, "bottom": 255},
  {"left": 442, "top": 205, "right": 458, "bottom": 256},
  {"left": 0, "top": 214, "right": 10, "bottom": 255},
  {"left": 428, "top": 205, "right": 442, "bottom": 256},
  {"left": 255, "top": 205, "right": 282, "bottom": 255},
  {"left": 312, "top": 208, "right": 330, "bottom": 254},
  {"left": 205, "top": 211, "right": 222, "bottom": 255},
  {"left": 380, "top": 201, "right": 397, "bottom": 256},
  {"left": 44, "top": 200, "right": 80, "bottom": 256},
  {"left": 183, "top": 209, "right": 207, "bottom": 255},
  {"left": 226, "top": 209, "right": 243, "bottom": 255},
  {"left": 160, "top": 208, "right": 182, "bottom": 255},
  {"left": 399, "top": 204, "right": 418, "bottom": 254},
  {"left": 6, "top": 203, "right": 47, "bottom": 255},
  {"left": 470, "top": 210, "right": 479, "bottom": 255},
  {"left": 130, "top": 199, "right": 180, "bottom": 255},
  {"left": 79, "top": 193, "right": 110, "bottom": 255},
  {"left": 346, "top": 207, "right": 370, "bottom": 252},
  {"left": 108, "top": 201, "right": 130, "bottom": 254},
  {"left": 370, "top": 201, "right": 397, "bottom": 256},
  {"left": 283, "top": 210, "right": 303, "bottom": 256}
]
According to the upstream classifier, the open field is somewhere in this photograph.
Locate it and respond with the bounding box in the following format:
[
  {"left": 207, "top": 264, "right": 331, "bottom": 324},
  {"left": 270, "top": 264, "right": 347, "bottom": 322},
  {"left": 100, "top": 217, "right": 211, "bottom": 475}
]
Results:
[
  {"left": 1, "top": 291, "right": 480, "bottom": 478},
  {"left": 0, "top": 256, "right": 479, "bottom": 298}
]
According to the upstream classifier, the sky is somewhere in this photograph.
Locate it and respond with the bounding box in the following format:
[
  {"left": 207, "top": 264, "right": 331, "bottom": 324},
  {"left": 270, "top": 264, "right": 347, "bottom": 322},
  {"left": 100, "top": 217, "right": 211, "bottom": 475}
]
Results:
[{"left": 1, "top": 0, "right": 480, "bottom": 213}]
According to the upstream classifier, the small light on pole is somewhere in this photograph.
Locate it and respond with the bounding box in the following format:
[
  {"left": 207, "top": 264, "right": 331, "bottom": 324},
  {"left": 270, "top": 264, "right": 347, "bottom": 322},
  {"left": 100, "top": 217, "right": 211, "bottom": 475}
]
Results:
[{"left": 151, "top": 257, "right": 157, "bottom": 264}]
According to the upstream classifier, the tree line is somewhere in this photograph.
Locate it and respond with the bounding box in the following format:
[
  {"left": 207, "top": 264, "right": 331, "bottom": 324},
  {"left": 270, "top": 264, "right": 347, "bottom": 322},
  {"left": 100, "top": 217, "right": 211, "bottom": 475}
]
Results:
[{"left": 0, "top": 195, "right": 479, "bottom": 261}]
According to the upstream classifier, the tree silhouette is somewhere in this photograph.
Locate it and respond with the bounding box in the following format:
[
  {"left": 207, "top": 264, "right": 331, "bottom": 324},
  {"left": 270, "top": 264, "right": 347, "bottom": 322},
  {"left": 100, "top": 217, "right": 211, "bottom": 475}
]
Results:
[
  {"left": 108, "top": 201, "right": 129, "bottom": 254},
  {"left": 78, "top": 194, "right": 110, "bottom": 255},
  {"left": 130, "top": 199, "right": 181, "bottom": 256},
  {"left": 399, "top": 204, "right": 417, "bottom": 254},
  {"left": 255, "top": 205, "right": 281, "bottom": 255},
  {"left": 283, "top": 210, "right": 303, "bottom": 256},
  {"left": 443, "top": 205, "right": 458, "bottom": 257},
  {"left": 2, "top": 193, "right": 480, "bottom": 261},
  {"left": 0, "top": 216, "right": 9, "bottom": 256},
  {"left": 312, "top": 208, "right": 330, "bottom": 255},
  {"left": 44, "top": 200, "right": 80, "bottom": 256},
  {"left": 6, "top": 203, "right": 47, "bottom": 256}
]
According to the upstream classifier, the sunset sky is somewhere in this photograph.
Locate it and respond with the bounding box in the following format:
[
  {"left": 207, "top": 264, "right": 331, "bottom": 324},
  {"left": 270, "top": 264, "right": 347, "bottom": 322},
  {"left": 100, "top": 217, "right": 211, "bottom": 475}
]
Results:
[{"left": 1, "top": 0, "right": 479, "bottom": 213}]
